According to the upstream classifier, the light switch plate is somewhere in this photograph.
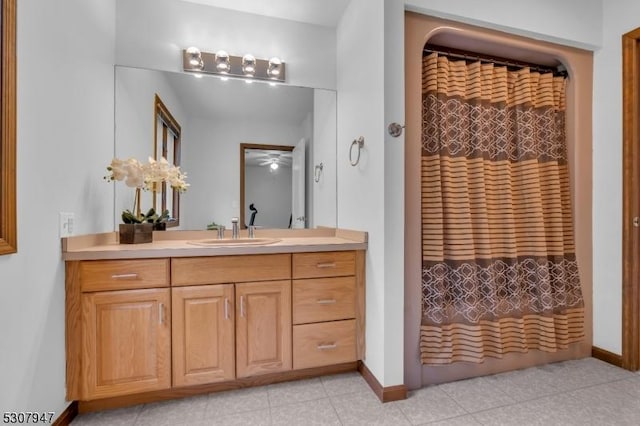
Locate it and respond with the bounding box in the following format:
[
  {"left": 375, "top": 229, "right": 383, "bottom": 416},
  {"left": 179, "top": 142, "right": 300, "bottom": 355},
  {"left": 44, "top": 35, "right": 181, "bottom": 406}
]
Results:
[{"left": 59, "top": 212, "right": 75, "bottom": 238}]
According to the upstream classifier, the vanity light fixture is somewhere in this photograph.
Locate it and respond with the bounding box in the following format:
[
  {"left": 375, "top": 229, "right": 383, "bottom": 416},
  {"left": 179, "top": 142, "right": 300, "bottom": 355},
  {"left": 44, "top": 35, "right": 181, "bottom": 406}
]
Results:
[{"left": 182, "top": 48, "right": 286, "bottom": 82}]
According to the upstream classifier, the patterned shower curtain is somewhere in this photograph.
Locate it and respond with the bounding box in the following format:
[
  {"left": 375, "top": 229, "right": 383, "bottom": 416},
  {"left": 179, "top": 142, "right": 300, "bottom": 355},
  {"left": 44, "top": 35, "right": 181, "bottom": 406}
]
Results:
[{"left": 420, "top": 53, "right": 584, "bottom": 365}]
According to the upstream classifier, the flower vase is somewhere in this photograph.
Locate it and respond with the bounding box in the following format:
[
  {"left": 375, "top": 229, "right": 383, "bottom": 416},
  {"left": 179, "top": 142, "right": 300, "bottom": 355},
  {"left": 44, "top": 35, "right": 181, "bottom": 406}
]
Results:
[{"left": 119, "top": 223, "right": 153, "bottom": 244}]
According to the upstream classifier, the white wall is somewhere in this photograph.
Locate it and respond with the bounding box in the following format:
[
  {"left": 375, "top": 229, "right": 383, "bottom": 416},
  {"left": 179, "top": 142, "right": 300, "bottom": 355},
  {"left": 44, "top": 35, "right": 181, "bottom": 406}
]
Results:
[
  {"left": 182, "top": 117, "right": 302, "bottom": 229},
  {"left": 405, "top": 0, "right": 603, "bottom": 50},
  {"left": 337, "top": 0, "right": 400, "bottom": 385},
  {"left": 0, "top": 0, "right": 115, "bottom": 414},
  {"left": 245, "top": 165, "right": 293, "bottom": 228},
  {"left": 383, "top": 0, "right": 406, "bottom": 386},
  {"left": 313, "top": 90, "right": 338, "bottom": 227},
  {"left": 116, "top": 0, "right": 337, "bottom": 89},
  {"left": 592, "top": 0, "right": 640, "bottom": 355},
  {"left": 114, "top": 67, "right": 187, "bottom": 224}
]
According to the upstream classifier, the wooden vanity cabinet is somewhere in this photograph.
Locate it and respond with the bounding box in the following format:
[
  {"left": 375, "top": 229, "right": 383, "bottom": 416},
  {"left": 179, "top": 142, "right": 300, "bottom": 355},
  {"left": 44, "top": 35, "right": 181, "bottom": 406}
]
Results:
[
  {"left": 171, "top": 284, "right": 235, "bottom": 387},
  {"left": 235, "top": 280, "right": 292, "bottom": 378},
  {"left": 69, "top": 259, "right": 172, "bottom": 400},
  {"left": 292, "top": 251, "right": 360, "bottom": 369},
  {"left": 171, "top": 254, "right": 292, "bottom": 381},
  {"left": 66, "top": 250, "right": 364, "bottom": 406},
  {"left": 171, "top": 280, "right": 291, "bottom": 386}
]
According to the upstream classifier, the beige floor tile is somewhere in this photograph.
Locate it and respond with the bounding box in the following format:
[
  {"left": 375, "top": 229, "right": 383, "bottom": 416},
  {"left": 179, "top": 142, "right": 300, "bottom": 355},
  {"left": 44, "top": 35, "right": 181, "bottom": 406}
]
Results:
[
  {"left": 439, "top": 376, "right": 515, "bottom": 413},
  {"left": 267, "top": 378, "right": 328, "bottom": 407},
  {"left": 471, "top": 393, "right": 584, "bottom": 426},
  {"left": 331, "top": 390, "right": 410, "bottom": 425},
  {"left": 200, "top": 408, "right": 272, "bottom": 426},
  {"left": 206, "top": 386, "right": 269, "bottom": 417},
  {"left": 135, "top": 395, "right": 208, "bottom": 426},
  {"left": 422, "top": 414, "right": 481, "bottom": 426},
  {"left": 321, "top": 371, "right": 372, "bottom": 397},
  {"left": 271, "top": 398, "right": 340, "bottom": 425},
  {"left": 71, "top": 405, "right": 142, "bottom": 426},
  {"left": 395, "top": 386, "right": 467, "bottom": 425},
  {"left": 608, "top": 376, "right": 640, "bottom": 398}
]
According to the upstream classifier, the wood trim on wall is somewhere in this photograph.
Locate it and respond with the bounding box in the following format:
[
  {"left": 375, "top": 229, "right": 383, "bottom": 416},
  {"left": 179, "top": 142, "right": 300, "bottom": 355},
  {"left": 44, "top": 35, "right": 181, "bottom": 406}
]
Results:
[
  {"left": 592, "top": 346, "right": 624, "bottom": 368},
  {"left": 622, "top": 27, "right": 640, "bottom": 372},
  {"left": 0, "top": 0, "right": 17, "bottom": 255},
  {"left": 358, "top": 361, "right": 407, "bottom": 403},
  {"left": 153, "top": 94, "right": 182, "bottom": 227},
  {"left": 52, "top": 402, "right": 78, "bottom": 426}
]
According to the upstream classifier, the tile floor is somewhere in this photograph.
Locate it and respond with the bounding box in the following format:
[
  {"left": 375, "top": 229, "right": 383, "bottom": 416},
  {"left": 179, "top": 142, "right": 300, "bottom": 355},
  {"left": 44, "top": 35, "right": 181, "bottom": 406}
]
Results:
[{"left": 71, "top": 357, "right": 640, "bottom": 425}]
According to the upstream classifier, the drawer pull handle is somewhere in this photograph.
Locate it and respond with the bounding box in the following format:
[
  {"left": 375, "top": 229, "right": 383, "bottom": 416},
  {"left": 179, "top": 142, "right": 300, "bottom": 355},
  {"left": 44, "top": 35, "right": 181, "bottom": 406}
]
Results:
[
  {"left": 317, "top": 299, "right": 337, "bottom": 305},
  {"left": 159, "top": 303, "right": 164, "bottom": 325},
  {"left": 111, "top": 273, "right": 138, "bottom": 280},
  {"left": 240, "top": 296, "right": 246, "bottom": 318},
  {"left": 317, "top": 343, "right": 337, "bottom": 350},
  {"left": 224, "top": 298, "right": 229, "bottom": 320},
  {"left": 317, "top": 262, "right": 336, "bottom": 269}
]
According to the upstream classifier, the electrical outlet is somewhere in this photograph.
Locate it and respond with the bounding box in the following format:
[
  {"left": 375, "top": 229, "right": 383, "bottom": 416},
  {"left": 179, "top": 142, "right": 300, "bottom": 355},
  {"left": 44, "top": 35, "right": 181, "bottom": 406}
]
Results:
[{"left": 59, "top": 212, "right": 75, "bottom": 238}]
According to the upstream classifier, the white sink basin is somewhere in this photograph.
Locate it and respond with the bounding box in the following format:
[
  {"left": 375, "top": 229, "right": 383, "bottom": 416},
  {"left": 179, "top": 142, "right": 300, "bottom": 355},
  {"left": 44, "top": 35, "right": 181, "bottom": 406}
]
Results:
[{"left": 187, "top": 238, "right": 281, "bottom": 247}]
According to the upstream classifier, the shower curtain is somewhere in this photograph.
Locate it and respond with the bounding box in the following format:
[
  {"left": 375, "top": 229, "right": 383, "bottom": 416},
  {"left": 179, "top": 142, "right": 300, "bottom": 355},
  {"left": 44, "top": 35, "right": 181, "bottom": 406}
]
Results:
[{"left": 420, "top": 53, "right": 585, "bottom": 365}]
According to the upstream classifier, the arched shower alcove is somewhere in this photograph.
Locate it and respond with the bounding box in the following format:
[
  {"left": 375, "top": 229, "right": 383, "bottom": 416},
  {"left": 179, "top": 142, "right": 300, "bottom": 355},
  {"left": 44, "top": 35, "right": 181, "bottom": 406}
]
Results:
[{"left": 404, "top": 12, "right": 593, "bottom": 390}]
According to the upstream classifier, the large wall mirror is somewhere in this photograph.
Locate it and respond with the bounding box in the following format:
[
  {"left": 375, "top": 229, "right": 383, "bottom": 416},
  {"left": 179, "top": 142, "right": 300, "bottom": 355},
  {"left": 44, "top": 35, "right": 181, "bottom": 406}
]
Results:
[
  {"left": 115, "top": 66, "right": 337, "bottom": 230},
  {"left": 0, "top": 0, "right": 17, "bottom": 255}
]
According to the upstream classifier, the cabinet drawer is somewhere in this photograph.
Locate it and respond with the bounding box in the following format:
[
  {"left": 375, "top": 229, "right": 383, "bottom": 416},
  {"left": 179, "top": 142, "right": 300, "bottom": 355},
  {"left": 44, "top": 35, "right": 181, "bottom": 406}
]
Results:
[
  {"left": 292, "top": 251, "right": 355, "bottom": 279},
  {"left": 172, "top": 254, "right": 291, "bottom": 286},
  {"left": 80, "top": 259, "right": 169, "bottom": 292},
  {"left": 293, "top": 319, "right": 356, "bottom": 369},
  {"left": 293, "top": 277, "right": 356, "bottom": 324}
]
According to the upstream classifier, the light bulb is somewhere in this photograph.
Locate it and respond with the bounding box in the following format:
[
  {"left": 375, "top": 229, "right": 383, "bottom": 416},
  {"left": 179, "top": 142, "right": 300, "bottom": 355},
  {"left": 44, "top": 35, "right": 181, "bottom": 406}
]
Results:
[
  {"left": 270, "top": 162, "right": 278, "bottom": 170},
  {"left": 215, "top": 50, "right": 230, "bottom": 73},
  {"left": 242, "top": 54, "right": 256, "bottom": 77},
  {"left": 186, "top": 46, "right": 202, "bottom": 66},
  {"left": 268, "top": 57, "right": 282, "bottom": 78}
]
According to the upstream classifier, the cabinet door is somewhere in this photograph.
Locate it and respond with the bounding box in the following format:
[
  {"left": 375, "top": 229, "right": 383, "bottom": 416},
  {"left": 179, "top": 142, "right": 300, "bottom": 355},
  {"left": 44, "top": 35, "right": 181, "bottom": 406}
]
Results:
[
  {"left": 236, "top": 280, "right": 292, "bottom": 378},
  {"left": 81, "top": 288, "right": 170, "bottom": 399},
  {"left": 172, "top": 285, "right": 235, "bottom": 387}
]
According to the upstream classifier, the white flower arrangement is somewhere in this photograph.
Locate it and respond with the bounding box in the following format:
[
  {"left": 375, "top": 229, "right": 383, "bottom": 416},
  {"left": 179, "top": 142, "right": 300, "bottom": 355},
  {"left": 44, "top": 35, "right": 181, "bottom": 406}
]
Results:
[{"left": 105, "top": 156, "right": 189, "bottom": 223}]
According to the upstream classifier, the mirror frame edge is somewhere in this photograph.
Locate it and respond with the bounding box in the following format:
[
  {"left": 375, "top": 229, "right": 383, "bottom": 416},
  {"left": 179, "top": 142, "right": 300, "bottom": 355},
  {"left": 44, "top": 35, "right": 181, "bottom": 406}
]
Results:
[
  {"left": 153, "top": 94, "right": 182, "bottom": 228},
  {"left": 0, "top": 0, "right": 17, "bottom": 255},
  {"left": 239, "top": 142, "right": 294, "bottom": 229}
]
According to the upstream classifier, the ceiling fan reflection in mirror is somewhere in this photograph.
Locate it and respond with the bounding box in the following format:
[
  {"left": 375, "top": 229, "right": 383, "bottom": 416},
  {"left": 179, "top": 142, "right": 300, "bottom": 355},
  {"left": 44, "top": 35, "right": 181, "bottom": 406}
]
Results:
[{"left": 246, "top": 150, "right": 293, "bottom": 170}]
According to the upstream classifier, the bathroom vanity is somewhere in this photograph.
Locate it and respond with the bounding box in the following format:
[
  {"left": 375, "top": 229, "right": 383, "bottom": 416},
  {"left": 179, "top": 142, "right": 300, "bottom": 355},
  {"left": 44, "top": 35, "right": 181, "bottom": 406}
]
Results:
[{"left": 62, "top": 228, "right": 366, "bottom": 411}]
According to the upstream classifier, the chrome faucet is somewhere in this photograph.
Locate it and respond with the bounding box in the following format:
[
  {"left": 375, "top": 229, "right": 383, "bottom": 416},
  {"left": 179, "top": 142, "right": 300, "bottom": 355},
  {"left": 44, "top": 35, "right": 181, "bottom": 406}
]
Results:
[
  {"left": 231, "top": 217, "right": 239, "bottom": 239},
  {"left": 248, "top": 225, "right": 256, "bottom": 239},
  {"left": 216, "top": 225, "right": 225, "bottom": 240}
]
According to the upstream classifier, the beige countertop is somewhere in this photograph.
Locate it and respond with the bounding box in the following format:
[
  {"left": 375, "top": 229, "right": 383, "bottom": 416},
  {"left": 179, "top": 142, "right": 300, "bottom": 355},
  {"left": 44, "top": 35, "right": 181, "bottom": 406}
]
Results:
[{"left": 62, "top": 228, "right": 368, "bottom": 261}]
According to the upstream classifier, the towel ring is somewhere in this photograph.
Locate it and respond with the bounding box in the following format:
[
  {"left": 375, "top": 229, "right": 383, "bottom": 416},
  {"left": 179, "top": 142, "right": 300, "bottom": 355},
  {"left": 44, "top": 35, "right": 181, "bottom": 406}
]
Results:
[
  {"left": 349, "top": 136, "right": 365, "bottom": 166},
  {"left": 314, "top": 162, "right": 324, "bottom": 183}
]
